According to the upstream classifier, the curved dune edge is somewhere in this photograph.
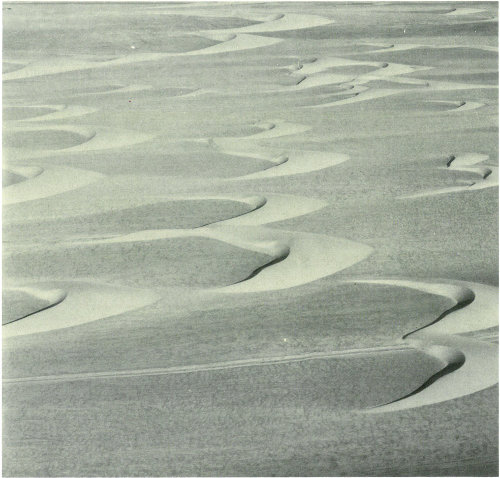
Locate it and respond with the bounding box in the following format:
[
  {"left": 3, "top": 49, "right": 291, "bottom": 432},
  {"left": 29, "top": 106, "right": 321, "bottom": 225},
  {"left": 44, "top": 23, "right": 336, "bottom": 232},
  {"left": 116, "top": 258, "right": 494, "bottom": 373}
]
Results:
[
  {"left": 212, "top": 120, "right": 349, "bottom": 180},
  {"left": 207, "top": 227, "right": 373, "bottom": 293},
  {"left": 71, "top": 225, "right": 372, "bottom": 293},
  {"left": 347, "top": 279, "right": 499, "bottom": 412},
  {"left": 425, "top": 100, "right": 485, "bottom": 113},
  {"left": 3, "top": 166, "right": 104, "bottom": 205},
  {"left": 201, "top": 13, "right": 334, "bottom": 34},
  {"left": 4, "top": 124, "right": 155, "bottom": 158},
  {"left": 445, "top": 7, "right": 486, "bottom": 16},
  {"left": 3, "top": 286, "right": 67, "bottom": 325},
  {"left": 3, "top": 165, "right": 44, "bottom": 186},
  {"left": 3, "top": 281, "right": 160, "bottom": 338},
  {"left": 5, "top": 104, "right": 98, "bottom": 122},
  {"left": 402, "top": 153, "right": 498, "bottom": 199}
]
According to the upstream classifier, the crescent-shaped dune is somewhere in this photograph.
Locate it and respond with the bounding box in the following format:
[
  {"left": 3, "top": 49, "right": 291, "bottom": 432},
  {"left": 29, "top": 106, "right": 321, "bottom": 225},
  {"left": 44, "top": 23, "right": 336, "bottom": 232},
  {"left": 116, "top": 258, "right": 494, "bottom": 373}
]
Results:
[
  {"left": 214, "top": 194, "right": 328, "bottom": 226},
  {"left": 3, "top": 165, "right": 44, "bottom": 187},
  {"left": 402, "top": 153, "right": 498, "bottom": 198},
  {"left": 201, "top": 13, "right": 334, "bottom": 34},
  {"left": 230, "top": 151, "right": 350, "bottom": 180},
  {"left": 445, "top": 8, "right": 486, "bottom": 16},
  {"left": 3, "top": 166, "right": 104, "bottom": 205},
  {"left": 348, "top": 279, "right": 498, "bottom": 412},
  {"left": 370, "top": 334, "right": 498, "bottom": 412},
  {"left": 3, "top": 281, "right": 159, "bottom": 338},
  {"left": 3, "top": 286, "right": 67, "bottom": 325},
  {"left": 207, "top": 226, "right": 373, "bottom": 293},
  {"left": 3, "top": 34, "right": 282, "bottom": 81},
  {"left": 16, "top": 104, "right": 98, "bottom": 122},
  {"left": 180, "top": 33, "right": 282, "bottom": 56},
  {"left": 4, "top": 124, "right": 155, "bottom": 158}
]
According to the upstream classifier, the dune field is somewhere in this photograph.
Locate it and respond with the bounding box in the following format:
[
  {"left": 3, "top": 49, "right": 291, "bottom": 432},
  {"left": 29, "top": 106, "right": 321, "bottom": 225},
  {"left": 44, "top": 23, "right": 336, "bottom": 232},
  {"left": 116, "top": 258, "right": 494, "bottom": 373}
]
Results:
[{"left": 2, "top": 2, "right": 499, "bottom": 476}]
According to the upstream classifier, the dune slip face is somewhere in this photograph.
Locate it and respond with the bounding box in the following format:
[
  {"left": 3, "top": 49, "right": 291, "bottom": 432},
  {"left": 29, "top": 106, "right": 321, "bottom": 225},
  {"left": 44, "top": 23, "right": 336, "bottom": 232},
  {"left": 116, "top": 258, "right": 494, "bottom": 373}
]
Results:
[{"left": 3, "top": 3, "right": 498, "bottom": 477}]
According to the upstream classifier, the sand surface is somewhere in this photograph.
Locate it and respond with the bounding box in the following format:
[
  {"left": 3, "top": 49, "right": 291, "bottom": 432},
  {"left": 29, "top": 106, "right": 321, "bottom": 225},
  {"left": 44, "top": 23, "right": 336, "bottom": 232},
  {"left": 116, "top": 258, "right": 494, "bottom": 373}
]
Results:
[{"left": 3, "top": 2, "right": 498, "bottom": 476}]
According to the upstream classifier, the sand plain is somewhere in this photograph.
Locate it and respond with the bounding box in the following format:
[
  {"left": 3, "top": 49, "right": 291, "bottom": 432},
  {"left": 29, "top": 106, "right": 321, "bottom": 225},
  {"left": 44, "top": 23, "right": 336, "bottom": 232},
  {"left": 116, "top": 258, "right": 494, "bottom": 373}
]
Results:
[{"left": 2, "top": 2, "right": 499, "bottom": 476}]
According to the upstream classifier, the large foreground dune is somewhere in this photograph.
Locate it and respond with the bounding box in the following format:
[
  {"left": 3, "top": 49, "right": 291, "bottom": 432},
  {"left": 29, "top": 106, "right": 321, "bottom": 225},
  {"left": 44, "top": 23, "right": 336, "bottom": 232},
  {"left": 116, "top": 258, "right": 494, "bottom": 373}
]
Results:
[{"left": 2, "top": 2, "right": 498, "bottom": 477}]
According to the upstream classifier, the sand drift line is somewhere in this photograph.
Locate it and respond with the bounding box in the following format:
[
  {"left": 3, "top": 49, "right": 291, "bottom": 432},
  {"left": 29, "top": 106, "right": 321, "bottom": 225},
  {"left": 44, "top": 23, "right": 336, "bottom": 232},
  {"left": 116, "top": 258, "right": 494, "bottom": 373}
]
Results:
[
  {"left": 3, "top": 344, "right": 411, "bottom": 384},
  {"left": 348, "top": 279, "right": 499, "bottom": 412}
]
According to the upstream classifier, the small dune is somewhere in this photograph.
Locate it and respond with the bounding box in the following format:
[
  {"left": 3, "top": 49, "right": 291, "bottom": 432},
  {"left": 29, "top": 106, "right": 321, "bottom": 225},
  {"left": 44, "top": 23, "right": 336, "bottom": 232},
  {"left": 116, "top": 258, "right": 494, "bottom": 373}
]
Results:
[
  {"left": 3, "top": 166, "right": 103, "bottom": 205},
  {"left": 3, "top": 128, "right": 90, "bottom": 150},
  {"left": 3, "top": 286, "right": 66, "bottom": 325},
  {"left": 3, "top": 281, "right": 157, "bottom": 338},
  {"left": 3, "top": 106, "right": 56, "bottom": 121}
]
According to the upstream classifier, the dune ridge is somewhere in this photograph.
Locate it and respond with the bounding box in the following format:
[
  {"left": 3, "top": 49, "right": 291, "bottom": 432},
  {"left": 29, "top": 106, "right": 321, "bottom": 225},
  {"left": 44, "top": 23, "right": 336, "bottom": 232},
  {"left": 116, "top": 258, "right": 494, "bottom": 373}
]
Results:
[{"left": 349, "top": 279, "right": 498, "bottom": 412}]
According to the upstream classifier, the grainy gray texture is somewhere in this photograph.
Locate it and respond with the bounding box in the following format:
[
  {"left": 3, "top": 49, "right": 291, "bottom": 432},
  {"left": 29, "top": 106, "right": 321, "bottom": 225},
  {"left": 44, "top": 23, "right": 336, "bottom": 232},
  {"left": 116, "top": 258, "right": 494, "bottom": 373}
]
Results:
[{"left": 2, "top": 2, "right": 498, "bottom": 476}]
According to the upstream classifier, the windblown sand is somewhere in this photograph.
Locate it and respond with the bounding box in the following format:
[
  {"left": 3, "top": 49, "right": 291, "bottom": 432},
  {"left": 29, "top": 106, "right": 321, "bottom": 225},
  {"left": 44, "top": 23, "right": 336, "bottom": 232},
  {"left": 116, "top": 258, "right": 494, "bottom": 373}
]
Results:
[{"left": 3, "top": 2, "right": 498, "bottom": 476}]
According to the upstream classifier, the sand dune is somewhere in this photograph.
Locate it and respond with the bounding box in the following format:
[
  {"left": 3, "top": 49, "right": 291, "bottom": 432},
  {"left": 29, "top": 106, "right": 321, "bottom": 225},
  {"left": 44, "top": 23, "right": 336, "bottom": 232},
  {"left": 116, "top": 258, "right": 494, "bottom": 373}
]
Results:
[
  {"left": 350, "top": 279, "right": 498, "bottom": 412},
  {"left": 230, "top": 120, "right": 312, "bottom": 140},
  {"left": 445, "top": 7, "right": 486, "bottom": 16},
  {"left": 4, "top": 124, "right": 155, "bottom": 158},
  {"left": 201, "top": 13, "right": 334, "bottom": 34},
  {"left": 3, "top": 286, "right": 67, "bottom": 325},
  {"left": 426, "top": 100, "right": 485, "bottom": 113},
  {"left": 372, "top": 334, "right": 498, "bottom": 412},
  {"left": 13, "top": 104, "right": 97, "bottom": 122},
  {"left": 209, "top": 227, "right": 373, "bottom": 293},
  {"left": 403, "top": 153, "right": 498, "bottom": 198},
  {"left": 3, "top": 165, "right": 43, "bottom": 187},
  {"left": 3, "top": 33, "right": 281, "bottom": 81},
  {"left": 70, "top": 221, "right": 372, "bottom": 293},
  {"left": 3, "top": 166, "right": 104, "bottom": 205},
  {"left": 3, "top": 281, "right": 159, "bottom": 338},
  {"left": 231, "top": 151, "right": 350, "bottom": 181},
  {"left": 213, "top": 194, "right": 328, "bottom": 226},
  {"left": 182, "top": 33, "right": 282, "bottom": 56}
]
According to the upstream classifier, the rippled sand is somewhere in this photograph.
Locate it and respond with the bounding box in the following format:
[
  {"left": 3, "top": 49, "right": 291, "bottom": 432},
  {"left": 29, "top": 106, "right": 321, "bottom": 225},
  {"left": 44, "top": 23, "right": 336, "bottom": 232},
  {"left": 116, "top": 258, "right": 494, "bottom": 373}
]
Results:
[{"left": 3, "top": 2, "right": 498, "bottom": 476}]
